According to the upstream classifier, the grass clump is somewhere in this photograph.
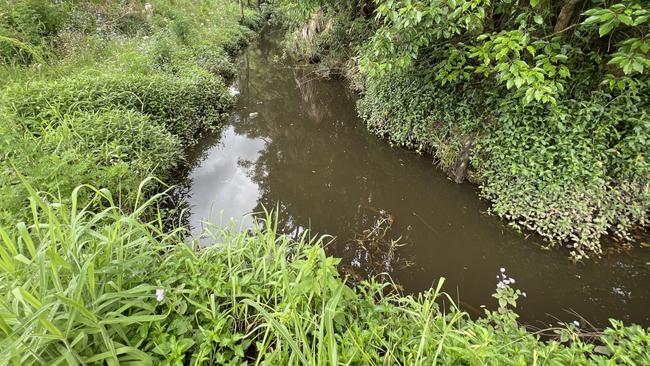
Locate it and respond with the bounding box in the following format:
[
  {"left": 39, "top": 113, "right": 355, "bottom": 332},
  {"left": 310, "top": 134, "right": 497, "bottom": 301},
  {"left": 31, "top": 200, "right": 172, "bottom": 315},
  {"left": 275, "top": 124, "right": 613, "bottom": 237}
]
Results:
[
  {"left": 1, "top": 184, "right": 649, "bottom": 365},
  {"left": 0, "top": 109, "right": 180, "bottom": 224},
  {"left": 2, "top": 71, "right": 234, "bottom": 144}
]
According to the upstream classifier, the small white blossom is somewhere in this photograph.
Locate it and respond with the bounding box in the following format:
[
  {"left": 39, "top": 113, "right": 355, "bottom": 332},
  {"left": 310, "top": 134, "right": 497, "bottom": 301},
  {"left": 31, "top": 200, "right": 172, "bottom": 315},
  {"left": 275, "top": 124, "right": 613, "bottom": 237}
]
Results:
[
  {"left": 522, "top": 292, "right": 527, "bottom": 298},
  {"left": 500, "top": 267, "right": 506, "bottom": 273},
  {"left": 572, "top": 320, "right": 580, "bottom": 328},
  {"left": 156, "top": 288, "right": 165, "bottom": 302}
]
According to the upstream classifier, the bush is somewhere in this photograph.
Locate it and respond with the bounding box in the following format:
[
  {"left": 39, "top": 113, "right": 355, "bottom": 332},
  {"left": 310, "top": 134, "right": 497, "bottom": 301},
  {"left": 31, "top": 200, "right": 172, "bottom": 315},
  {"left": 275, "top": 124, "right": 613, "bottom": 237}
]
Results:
[
  {"left": 358, "top": 72, "right": 485, "bottom": 174},
  {"left": 358, "top": 72, "right": 649, "bottom": 257},
  {"left": 2, "top": 71, "right": 234, "bottom": 143},
  {"left": 220, "top": 26, "right": 257, "bottom": 56},
  {"left": 194, "top": 45, "right": 237, "bottom": 80},
  {"left": 241, "top": 10, "right": 266, "bottom": 32},
  {"left": 0, "top": 109, "right": 180, "bottom": 224},
  {"left": 476, "top": 88, "right": 649, "bottom": 258}
]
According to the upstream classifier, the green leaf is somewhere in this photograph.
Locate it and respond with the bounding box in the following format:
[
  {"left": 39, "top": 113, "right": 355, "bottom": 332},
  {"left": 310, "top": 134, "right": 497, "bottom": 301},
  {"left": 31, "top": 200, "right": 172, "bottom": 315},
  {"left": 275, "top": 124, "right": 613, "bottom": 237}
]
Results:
[
  {"left": 599, "top": 20, "right": 618, "bottom": 37},
  {"left": 618, "top": 15, "right": 633, "bottom": 25}
]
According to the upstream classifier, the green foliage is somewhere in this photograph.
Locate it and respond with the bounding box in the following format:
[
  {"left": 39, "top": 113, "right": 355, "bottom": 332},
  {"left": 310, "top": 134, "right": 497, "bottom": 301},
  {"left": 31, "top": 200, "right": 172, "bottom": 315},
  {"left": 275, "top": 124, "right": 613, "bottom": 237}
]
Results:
[
  {"left": 357, "top": 72, "right": 484, "bottom": 173},
  {"left": 0, "top": 0, "right": 66, "bottom": 63},
  {"left": 357, "top": 70, "right": 648, "bottom": 257},
  {"left": 475, "top": 87, "right": 649, "bottom": 258},
  {"left": 2, "top": 72, "right": 234, "bottom": 144},
  {"left": 1, "top": 187, "right": 650, "bottom": 364},
  {"left": 0, "top": 0, "right": 266, "bottom": 225},
  {"left": 276, "top": 0, "right": 649, "bottom": 256},
  {"left": 359, "top": 0, "right": 650, "bottom": 104},
  {"left": 0, "top": 185, "right": 175, "bottom": 365},
  {"left": 0, "top": 109, "right": 180, "bottom": 224}
]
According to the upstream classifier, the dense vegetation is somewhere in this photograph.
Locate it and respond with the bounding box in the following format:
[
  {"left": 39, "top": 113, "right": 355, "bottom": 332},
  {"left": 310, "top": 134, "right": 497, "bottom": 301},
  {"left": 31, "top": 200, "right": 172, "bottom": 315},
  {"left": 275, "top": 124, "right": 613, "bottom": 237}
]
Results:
[
  {"left": 2, "top": 187, "right": 649, "bottom": 365},
  {"left": 1, "top": 0, "right": 649, "bottom": 364},
  {"left": 0, "top": 0, "right": 264, "bottom": 223},
  {"left": 273, "top": 0, "right": 649, "bottom": 259}
]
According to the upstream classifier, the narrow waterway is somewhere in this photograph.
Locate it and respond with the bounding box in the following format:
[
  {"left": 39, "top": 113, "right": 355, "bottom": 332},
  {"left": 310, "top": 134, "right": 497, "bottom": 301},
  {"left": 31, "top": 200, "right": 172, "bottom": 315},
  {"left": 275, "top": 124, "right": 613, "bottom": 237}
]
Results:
[{"left": 184, "top": 30, "right": 650, "bottom": 327}]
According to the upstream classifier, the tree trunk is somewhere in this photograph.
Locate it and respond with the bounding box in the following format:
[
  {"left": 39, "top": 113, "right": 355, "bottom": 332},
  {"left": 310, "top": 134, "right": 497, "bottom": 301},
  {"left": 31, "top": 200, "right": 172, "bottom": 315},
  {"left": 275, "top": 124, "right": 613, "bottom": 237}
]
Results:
[
  {"left": 239, "top": 0, "right": 244, "bottom": 20},
  {"left": 554, "top": 0, "right": 582, "bottom": 33}
]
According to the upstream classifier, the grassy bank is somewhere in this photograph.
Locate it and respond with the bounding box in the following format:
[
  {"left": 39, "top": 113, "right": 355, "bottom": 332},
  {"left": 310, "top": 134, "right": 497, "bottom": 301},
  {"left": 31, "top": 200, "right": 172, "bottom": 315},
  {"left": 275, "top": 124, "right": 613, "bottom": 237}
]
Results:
[
  {"left": 0, "top": 0, "right": 265, "bottom": 224},
  {"left": 1, "top": 1, "right": 649, "bottom": 364},
  {"left": 271, "top": 1, "right": 649, "bottom": 259},
  {"left": 1, "top": 186, "right": 649, "bottom": 364}
]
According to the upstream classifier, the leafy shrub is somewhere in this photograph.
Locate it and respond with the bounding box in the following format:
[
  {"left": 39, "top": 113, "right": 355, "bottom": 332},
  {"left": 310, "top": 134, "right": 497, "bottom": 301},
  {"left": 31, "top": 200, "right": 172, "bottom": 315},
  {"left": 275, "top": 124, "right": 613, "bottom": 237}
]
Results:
[
  {"left": 193, "top": 44, "right": 237, "bottom": 80},
  {"left": 358, "top": 71, "right": 648, "bottom": 257},
  {"left": 2, "top": 71, "right": 234, "bottom": 143},
  {"left": 240, "top": 10, "right": 266, "bottom": 32},
  {"left": 358, "top": 72, "right": 485, "bottom": 173},
  {"left": 220, "top": 26, "right": 257, "bottom": 56},
  {"left": 476, "top": 88, "right": 649, "bottom": 258}
]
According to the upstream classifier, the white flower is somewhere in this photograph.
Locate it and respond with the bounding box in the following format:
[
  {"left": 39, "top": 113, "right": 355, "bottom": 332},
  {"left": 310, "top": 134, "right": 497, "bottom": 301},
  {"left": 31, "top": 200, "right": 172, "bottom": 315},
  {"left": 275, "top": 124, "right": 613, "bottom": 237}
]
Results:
[
  {"left": 500, "top": 267, "right": 506, "bottom": 273},
  {"left": 572, "top": 320, "right": 580, "bottom": 328},
  {"left": 156, "top": 288, "right": 165, "bottom": 302},
  {"left": 510, "top": 278, "right": 515, "bottom": 284},
  {"left": 522, "top": 292, "right": 527, "bottom": 298}
]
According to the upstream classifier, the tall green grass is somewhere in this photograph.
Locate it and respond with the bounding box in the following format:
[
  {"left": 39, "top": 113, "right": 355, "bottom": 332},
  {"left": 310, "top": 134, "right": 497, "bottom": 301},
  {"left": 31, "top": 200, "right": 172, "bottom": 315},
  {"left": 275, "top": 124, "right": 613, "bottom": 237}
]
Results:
[
  {"left": 1, "top": 182, "right": 648, "bottom": 365},
  {"left": 0, "top": 180, "right": 174, "bottom": 365}
]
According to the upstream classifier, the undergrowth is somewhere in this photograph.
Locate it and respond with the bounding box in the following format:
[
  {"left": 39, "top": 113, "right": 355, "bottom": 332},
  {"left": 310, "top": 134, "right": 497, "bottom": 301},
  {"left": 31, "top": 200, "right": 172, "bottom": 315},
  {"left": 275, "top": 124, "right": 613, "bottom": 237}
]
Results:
[
  {"left": 0, "top": 184, "right": 648, "bottom": 365},
  {"left": 0, "top": 0, "right": 267, "bottom": 223},
  {"left": 272, "top": 2, "right": 649, "bottom": 259}
]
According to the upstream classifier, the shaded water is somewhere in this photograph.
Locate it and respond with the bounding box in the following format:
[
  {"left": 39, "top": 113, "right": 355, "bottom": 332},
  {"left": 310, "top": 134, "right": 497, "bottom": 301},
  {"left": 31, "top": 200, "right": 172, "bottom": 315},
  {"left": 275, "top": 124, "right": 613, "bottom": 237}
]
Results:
[{"left": 185, "top": 30, "right": 650, "bottom": 327}]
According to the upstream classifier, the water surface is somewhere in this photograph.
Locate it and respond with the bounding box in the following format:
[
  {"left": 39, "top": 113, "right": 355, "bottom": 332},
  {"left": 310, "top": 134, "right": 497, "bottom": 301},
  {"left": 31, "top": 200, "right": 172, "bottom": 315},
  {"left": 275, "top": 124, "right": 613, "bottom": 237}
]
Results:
[{"left": 184, "top": 30, "right": 650, "bottom": 327}]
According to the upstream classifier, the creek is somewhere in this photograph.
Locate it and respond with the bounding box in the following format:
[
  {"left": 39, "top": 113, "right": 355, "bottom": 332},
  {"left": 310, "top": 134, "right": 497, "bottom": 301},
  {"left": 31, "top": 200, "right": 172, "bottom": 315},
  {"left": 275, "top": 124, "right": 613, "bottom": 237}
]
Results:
[{"left": 183, "top": 30, "right": 650, "bottom": 327}]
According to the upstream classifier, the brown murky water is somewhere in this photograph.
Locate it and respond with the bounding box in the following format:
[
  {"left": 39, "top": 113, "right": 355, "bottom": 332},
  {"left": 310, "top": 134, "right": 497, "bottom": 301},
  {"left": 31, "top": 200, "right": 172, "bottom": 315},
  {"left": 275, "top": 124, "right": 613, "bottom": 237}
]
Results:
[{"left": 184, "top": 30, "right": 650, "bottom": 327}]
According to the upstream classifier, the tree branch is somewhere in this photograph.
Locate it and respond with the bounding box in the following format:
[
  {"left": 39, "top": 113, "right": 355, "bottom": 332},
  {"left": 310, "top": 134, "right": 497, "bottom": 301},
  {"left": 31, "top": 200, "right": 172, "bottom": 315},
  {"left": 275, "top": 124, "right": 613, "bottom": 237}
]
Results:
[{"left": 554, "top": 0, "right": 582, "bottom": 34}]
